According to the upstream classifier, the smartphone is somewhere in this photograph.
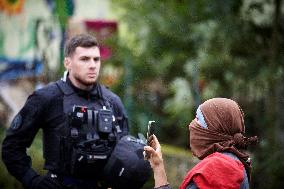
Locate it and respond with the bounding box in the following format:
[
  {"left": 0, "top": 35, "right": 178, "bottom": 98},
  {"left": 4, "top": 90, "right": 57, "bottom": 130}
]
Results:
[
  {"left": 146, "top": 120, "right": 156, "bottom": 145},
  {"left": 144, "top": 120, "right": 156, "bottom": 160}
]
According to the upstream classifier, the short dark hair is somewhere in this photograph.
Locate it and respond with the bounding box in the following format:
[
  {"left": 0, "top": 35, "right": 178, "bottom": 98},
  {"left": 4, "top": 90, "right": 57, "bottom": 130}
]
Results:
[{"left": 64, "top": 34, "right": 99, "bottom": 57}]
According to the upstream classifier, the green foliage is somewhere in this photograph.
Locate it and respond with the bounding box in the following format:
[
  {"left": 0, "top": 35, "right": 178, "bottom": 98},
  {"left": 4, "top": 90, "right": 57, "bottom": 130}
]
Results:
[
  {"left": 161, "top": 144, "right": 195, "bottom": 189},
  {"left": 110, "top": 0, "right": 284, "bottom": 188}
]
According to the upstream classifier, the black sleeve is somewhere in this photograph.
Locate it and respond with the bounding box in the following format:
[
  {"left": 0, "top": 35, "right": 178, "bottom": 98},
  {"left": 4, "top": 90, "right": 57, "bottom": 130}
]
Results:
[{"left": 1, "top": 91, "right": 48, "bottom": 187}]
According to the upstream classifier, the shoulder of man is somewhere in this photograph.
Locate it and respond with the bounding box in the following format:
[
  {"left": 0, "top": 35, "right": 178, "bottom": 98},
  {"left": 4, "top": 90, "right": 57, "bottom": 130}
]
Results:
[
  {"left": 98, "top": 84, "right": 128, "bottom": 118},
  {"left": 33, "top": 80, "right": 63, "bottom": 101},
  {"left": 99, "top": 84, "right": 123, "bottom": 104},
  {"left": 6, "top": 81, "right": 62, "bottom": 132}
]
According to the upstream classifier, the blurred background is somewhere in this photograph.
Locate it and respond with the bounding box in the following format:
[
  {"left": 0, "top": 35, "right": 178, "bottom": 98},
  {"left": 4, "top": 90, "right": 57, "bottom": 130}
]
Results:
[{"left": 0, "top": 0, "right": 284, "bottom": 188}]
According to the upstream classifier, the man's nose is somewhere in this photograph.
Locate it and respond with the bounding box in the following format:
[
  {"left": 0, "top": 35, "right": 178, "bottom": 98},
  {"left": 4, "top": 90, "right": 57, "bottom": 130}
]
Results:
[{"left": 89, "top": 59, "right": 97, "bottom": 68}]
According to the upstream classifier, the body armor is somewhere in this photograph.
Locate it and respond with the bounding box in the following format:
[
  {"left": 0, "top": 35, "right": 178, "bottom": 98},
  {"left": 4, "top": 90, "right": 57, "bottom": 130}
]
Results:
[{"left": 43, "top": 80, "right": 122, "bottom": 179}]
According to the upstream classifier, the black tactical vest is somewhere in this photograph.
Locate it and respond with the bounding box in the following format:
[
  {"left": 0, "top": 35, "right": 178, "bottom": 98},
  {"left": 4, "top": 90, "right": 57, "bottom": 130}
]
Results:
[{"left": 52, "top": 80, "right": 121, "bottom": 179}]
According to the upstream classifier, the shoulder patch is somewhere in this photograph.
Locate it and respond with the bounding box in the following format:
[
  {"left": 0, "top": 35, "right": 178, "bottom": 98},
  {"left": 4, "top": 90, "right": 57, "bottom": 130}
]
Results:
[{"left": 11, "top": 114, "right": 22, "bottom": 130}]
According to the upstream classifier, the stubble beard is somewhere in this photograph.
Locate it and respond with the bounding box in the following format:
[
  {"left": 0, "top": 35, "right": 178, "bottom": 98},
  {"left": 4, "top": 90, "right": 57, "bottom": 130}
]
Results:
[{"left": 74, "top": 73, "right": 98, "bottom": 88}]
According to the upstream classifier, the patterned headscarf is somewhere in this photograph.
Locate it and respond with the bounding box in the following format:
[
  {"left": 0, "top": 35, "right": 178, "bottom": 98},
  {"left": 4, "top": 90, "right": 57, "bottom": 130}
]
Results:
[{"left": 189, "top": 98, "right": 258, "bottom": 179}]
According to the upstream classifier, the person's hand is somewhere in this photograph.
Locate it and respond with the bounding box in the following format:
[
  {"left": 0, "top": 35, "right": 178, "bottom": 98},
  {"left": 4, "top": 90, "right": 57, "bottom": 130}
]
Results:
[
  {"left": 144, "top": 135, "right": 169, "bottom": 188},
  {"left": 30, "top": 174, "right": 63, "bottom": 189},
  {"left": 144, "top": 134, "right": 164, "bottom": 169}
]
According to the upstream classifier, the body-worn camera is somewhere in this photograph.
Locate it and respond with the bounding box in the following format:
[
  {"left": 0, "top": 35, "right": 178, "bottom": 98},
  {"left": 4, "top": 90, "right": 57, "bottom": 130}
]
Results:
[{"left": 68, "top": 105, "right": 114, "bottom": 134}]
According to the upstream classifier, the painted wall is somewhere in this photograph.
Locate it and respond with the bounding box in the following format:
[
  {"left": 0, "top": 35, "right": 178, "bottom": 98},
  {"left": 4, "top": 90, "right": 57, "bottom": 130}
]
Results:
[
  {"left": 0, "top": 0, "right": 113, "bottom": 79},
  {"left": 0, "top": 0, "right": 60, "bottom": 79},
  {"left": 0, "top": 0, "right": 114, "bottom": 126}
]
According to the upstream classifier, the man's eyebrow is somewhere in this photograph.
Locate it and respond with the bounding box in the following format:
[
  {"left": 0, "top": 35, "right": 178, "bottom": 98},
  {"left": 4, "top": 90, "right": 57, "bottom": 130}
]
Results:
[{"left": 79, "top": 56, "right": 90, "bottom": 59}]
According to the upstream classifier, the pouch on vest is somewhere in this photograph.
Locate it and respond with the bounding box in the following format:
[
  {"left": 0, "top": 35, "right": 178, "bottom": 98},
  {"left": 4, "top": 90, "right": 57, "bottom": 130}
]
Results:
[{"left": 97, "top": 108, "right": 113, "bottom": 134}]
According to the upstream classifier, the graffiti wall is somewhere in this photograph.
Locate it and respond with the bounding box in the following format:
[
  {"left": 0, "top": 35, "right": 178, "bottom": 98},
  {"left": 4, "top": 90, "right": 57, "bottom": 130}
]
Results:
[
  {"left": 0, "top": 0, "right": 117, "bottom": 126},
  {"left": 0, "top": 0, "right": 61, "bottom": 80}
]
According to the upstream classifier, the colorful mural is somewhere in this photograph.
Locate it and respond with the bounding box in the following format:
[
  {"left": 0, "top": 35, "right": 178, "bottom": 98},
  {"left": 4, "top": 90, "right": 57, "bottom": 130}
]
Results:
[
  {"left": 0, "top": 0, "right": 61, "bottom": 80},
  {"left": 0, "top": 0, "right": 25, "bottom": 15}
]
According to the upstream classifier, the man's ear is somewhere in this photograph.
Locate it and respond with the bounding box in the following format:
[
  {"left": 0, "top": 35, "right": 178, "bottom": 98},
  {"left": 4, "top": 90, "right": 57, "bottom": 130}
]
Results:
[{"left": 64, "top": 57, "right": 71, "bottom": 70}]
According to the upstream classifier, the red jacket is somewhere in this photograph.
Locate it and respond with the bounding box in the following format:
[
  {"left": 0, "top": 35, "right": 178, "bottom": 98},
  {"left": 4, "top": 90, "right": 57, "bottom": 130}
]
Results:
[{"left": 180, "top": 152, "right": 244, "bottom": 189}]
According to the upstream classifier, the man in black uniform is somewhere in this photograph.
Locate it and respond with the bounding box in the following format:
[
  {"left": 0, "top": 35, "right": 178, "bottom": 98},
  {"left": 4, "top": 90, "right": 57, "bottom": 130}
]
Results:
[{"left": 2, "top": 34, "right": 129, "bottom": 189}]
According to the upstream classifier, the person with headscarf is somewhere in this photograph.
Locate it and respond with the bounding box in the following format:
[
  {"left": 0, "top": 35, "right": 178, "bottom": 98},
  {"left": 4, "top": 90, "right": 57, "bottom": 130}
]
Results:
[{"left": 144, "top": 98, "right": 258, "bottom": 189}]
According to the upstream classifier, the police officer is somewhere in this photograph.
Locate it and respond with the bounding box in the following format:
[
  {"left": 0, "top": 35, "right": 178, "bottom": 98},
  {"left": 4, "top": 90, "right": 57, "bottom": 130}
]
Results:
[{"left": 2, "top": 34, "right": 129, "bottom": 189}]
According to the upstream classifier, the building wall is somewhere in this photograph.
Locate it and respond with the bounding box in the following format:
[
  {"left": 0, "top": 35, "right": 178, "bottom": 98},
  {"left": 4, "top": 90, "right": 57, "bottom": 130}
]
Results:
[
  {"left": 0, "top": 0, "right": 52, "bottom": 59},
  {"left": 0, "top": 0, "right": 112, "bottom": 72},
  {"left": 0, "top": 0, "right": 113, "bottom": 126}
]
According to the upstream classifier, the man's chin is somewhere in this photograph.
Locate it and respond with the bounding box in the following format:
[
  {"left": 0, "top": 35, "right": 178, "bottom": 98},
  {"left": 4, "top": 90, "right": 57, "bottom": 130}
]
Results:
[
  {"left": 83, "top": 79, "right": 97, "bottom": 86},
  {"left": 74, "top": 76, "right": 97, "bottom": 88}
]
